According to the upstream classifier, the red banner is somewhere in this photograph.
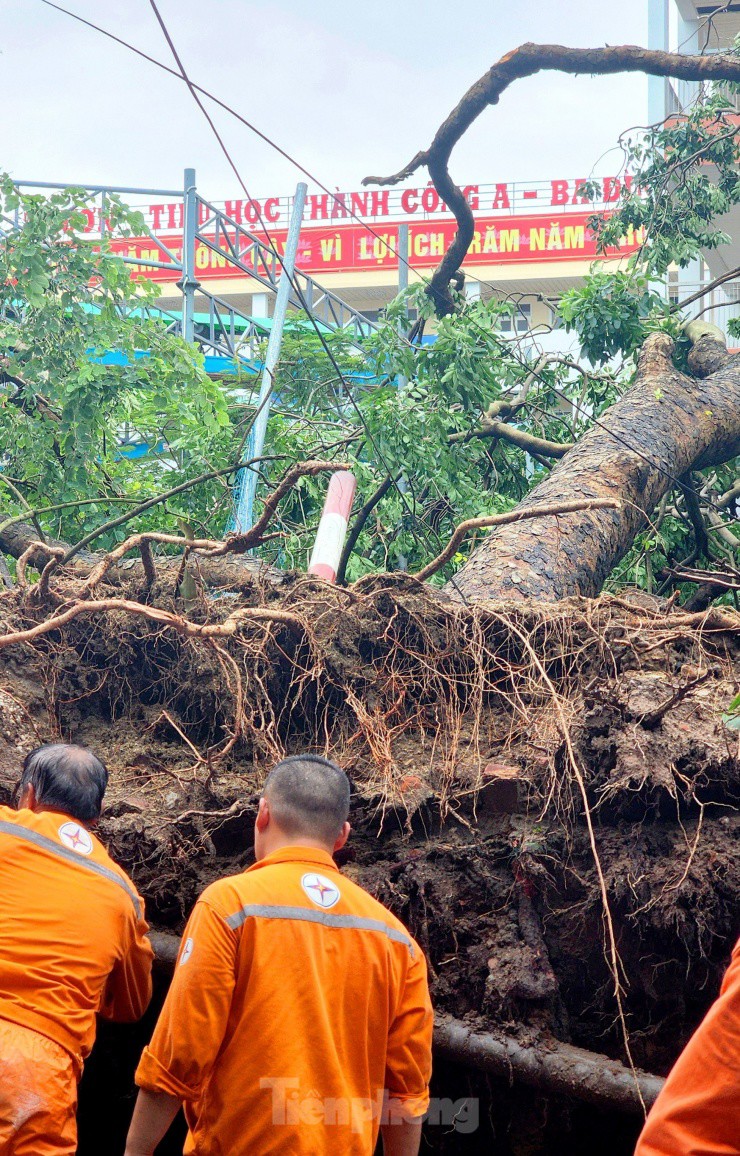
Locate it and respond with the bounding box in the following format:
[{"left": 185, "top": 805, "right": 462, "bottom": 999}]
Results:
[{"left": 110, "top": 212, "right": 643, "bottom": 282}]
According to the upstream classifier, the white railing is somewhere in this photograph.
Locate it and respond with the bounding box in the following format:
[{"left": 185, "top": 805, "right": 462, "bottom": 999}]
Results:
[
  {"left": 10, "top": 174, "right": 628, "bottom": 240},
  {"left": 141, "top": 176, "right": 626, "bottom": 237}
]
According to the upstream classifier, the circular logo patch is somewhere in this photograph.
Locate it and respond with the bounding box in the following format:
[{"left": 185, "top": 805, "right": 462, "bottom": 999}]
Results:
[
  {"left": 58, "top": 821, "right": 93, "bottom": 856},
  {"left": 301, "top": 872, "right": 341, "bottom": 910},
  {"left": 179, "top": 937, "right": 194, "bottom": 967}
]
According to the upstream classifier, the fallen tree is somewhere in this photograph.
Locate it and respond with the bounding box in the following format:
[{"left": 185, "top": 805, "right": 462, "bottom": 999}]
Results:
[
  {"left": 0, "top": 571, "right": 736, "bottom": 1147},
  {"left": 449, "top": 330, "right": 740, "bottom": 601},
  {"left": 4, "top": 39, "right": 740, "bottom": 1156}
]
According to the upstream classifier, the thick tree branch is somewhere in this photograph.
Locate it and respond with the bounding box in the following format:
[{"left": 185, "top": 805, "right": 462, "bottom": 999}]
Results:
[
  {"left": 449, "top": 420, "right": 573, "bottom": 457},
  {"left": 680, "top": 473, "right": 711, "bottom": 560},
  {"left": 451, "top": 332, "right": 740, "bottom": 602},
  {"left": 221, "top": 461, "right": 347, "bottom": 555},
  {"left": 673, "top": 265, "right": 740, "bottom": 313},
  {"left": 364, "top": 44, "right": 740, "bottom": 315}
]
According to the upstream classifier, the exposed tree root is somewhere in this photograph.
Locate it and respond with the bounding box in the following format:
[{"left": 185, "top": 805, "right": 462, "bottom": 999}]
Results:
[{"left": 0, "top": 578, "right": 736, "bottom": 1103}]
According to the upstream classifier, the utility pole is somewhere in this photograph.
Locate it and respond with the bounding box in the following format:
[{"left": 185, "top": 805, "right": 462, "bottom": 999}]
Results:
[{"left": 233, "top": 182, "right": 307, "bottom": 534}]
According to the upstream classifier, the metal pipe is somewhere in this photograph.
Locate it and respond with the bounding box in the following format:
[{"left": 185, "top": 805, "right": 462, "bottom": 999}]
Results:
[
  {"left": 396, "top": 222, "right": 410, "bottom": 391},
  {"left": 233, "top": 182, "right": 307, "bottom": 534},
  {"left": 397, "top": 223, "right": 409, "bottom": 294},
  {"left": 118, "top": 255, "right": 182, "bottom": 272},
  {"left": 12, "top": 180, "right": 182, "bottom": 196},
  {"left": 180, "top": 168, "right": 198, "bottom": 343},
  {"left": 146, "top": 932, "right": 664, "bottom": 1115}
]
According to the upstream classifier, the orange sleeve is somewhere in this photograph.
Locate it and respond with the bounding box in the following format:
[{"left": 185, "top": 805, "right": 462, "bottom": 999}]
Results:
[
  {"left": 135, "top": 897, "right": 239, "bottom": 1101},
  {"left": 384, "top": 943, "right": 434, "bottom": 1118},
  {"left": 636, "top": 940, "right": 740, "bottom": 1156},
  {"left": 100, "top": 905, "right": 154, "bottom": 1023}
]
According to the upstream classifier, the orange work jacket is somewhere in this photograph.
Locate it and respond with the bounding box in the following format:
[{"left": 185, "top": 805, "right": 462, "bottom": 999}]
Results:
[
  {"left": 0, "top": 804, "right": 153, "bottom": 1068},
  {"left": 136, "top": 845, "right": 433, "bottom": 1155},
  {"left": 635, "top": 938, "right": 740, "bottom": 1155}
]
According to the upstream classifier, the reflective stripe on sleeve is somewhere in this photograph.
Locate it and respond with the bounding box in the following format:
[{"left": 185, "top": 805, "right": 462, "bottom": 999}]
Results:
[
  {"left": 224, "top": 902, "right": 415, "bottom": 956},
  {"left": 0, "top": 820, "right": 142, "bottom": 917}
]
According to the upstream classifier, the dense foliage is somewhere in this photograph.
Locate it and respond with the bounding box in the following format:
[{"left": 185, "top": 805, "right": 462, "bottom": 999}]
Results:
[
  {"left": 0, "top": 179, "right": 231, "bottom": 547},
  {"left": 1, "top": 87, "right": 739, "bottom": 593}
]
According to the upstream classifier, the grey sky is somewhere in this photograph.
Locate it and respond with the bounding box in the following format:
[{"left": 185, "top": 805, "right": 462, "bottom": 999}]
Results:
[{"left": 2, "top": 0, "right": 648, "bottom": 200}]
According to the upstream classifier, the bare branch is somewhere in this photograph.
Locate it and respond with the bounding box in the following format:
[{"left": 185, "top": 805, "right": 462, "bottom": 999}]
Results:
[
  {"left": 219, "top": 461, "right": 348, "bottom": 556},
  {"left": 681, "top": 473, "right": 711, "bottom": 559},
  {"left": 336, "top": 471, "right": 402, "bottom": 586},
  {"left": 61, "top": 461, "right": 249, "bottom": 565},
  {"left": 413, "top": 499, "right": 619, "bottom": 582},
  {"left": 668, "top": 563, "right": 740, "bottom": 591},
  {"left": 365, "top": 43, "right": 740, "bottom": 314},
  {"left": 673, "top": 265, "right": 740, "bottom": 313},
  {"left": 717, "top": 479, "right": 740, "bottom": 510},
  {"left": 139, "top": 539, "right": 157, "bottom": 593}
]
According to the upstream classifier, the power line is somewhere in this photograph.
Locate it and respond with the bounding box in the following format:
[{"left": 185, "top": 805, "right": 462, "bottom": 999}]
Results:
[
  {"left": 36, "top": 0, "right": 423, "bottom": 292},
  {"left": 144, "top": 0, "right": 445, "bottom": 568},
  {"left": 32, "top": 0, "right": 642, "bottom": 338},
  {"left": 33, "top": 0, "right": 595, "bottom": 319}
]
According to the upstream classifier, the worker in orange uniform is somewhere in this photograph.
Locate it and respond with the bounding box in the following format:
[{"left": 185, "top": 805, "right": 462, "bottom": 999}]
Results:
[
  {"left": 125, "top": 754, "right": 433, "bottom": 1156},
  {"left": 0, "top": 742, "right": 153, "bottom": 1155},
  {"left": 635, "top": 938, "right": 740, "bottom": 1155}
]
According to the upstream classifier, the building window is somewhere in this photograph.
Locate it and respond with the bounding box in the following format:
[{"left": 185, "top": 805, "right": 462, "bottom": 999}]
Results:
[{"left": 500, "top": 303, "right": 531, "bottom": 334}]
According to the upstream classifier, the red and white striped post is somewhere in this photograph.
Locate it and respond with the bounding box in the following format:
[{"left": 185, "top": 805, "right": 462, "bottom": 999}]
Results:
[{"left": 308, "top": 471, "right": 357, "bottom": 584}]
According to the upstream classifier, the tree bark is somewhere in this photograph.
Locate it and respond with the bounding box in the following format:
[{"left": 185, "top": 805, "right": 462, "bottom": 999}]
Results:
[{"left": 450, "top": 333, "right": 740, "bottom": 602}]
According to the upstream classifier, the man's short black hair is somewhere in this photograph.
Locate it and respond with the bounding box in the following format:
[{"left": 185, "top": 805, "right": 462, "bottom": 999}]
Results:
[
  {"left": 19, "top": 743, "right": 108, "bottom": 823},
  {"left": 264, "top": 754, "right": 350, "bottom": 844}
]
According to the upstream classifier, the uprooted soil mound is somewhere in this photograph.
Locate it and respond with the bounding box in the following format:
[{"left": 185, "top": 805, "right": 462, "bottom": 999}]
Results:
[{"left": 0, "top": 573, "right": 739, "bottom": 1149}]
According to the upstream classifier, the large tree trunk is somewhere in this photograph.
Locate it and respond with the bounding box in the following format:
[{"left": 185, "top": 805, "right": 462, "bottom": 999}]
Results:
[{"left": 451, "top": 332, "right": 740, "bottom": 602}]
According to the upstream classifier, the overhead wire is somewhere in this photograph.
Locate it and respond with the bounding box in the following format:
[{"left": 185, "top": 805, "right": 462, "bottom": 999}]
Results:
[
  {"left": 35, "top": 0, "right": 604, "bottom": 325},
  {"left": 144, "top": 0, "right": 444, "bottom": 566},
  {"left": 31, "top": 0, "right": 740, "bottom": 532}
]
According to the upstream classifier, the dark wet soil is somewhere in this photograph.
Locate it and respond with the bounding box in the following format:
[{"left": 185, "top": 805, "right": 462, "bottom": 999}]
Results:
[{"left": 0, "top": 582, "right": 737, "bottom": 1152}]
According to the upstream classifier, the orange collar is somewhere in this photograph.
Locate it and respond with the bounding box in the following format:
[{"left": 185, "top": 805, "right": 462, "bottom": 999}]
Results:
[{"left": 247, "top": 845, "right": 340, "bottom": 874}]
